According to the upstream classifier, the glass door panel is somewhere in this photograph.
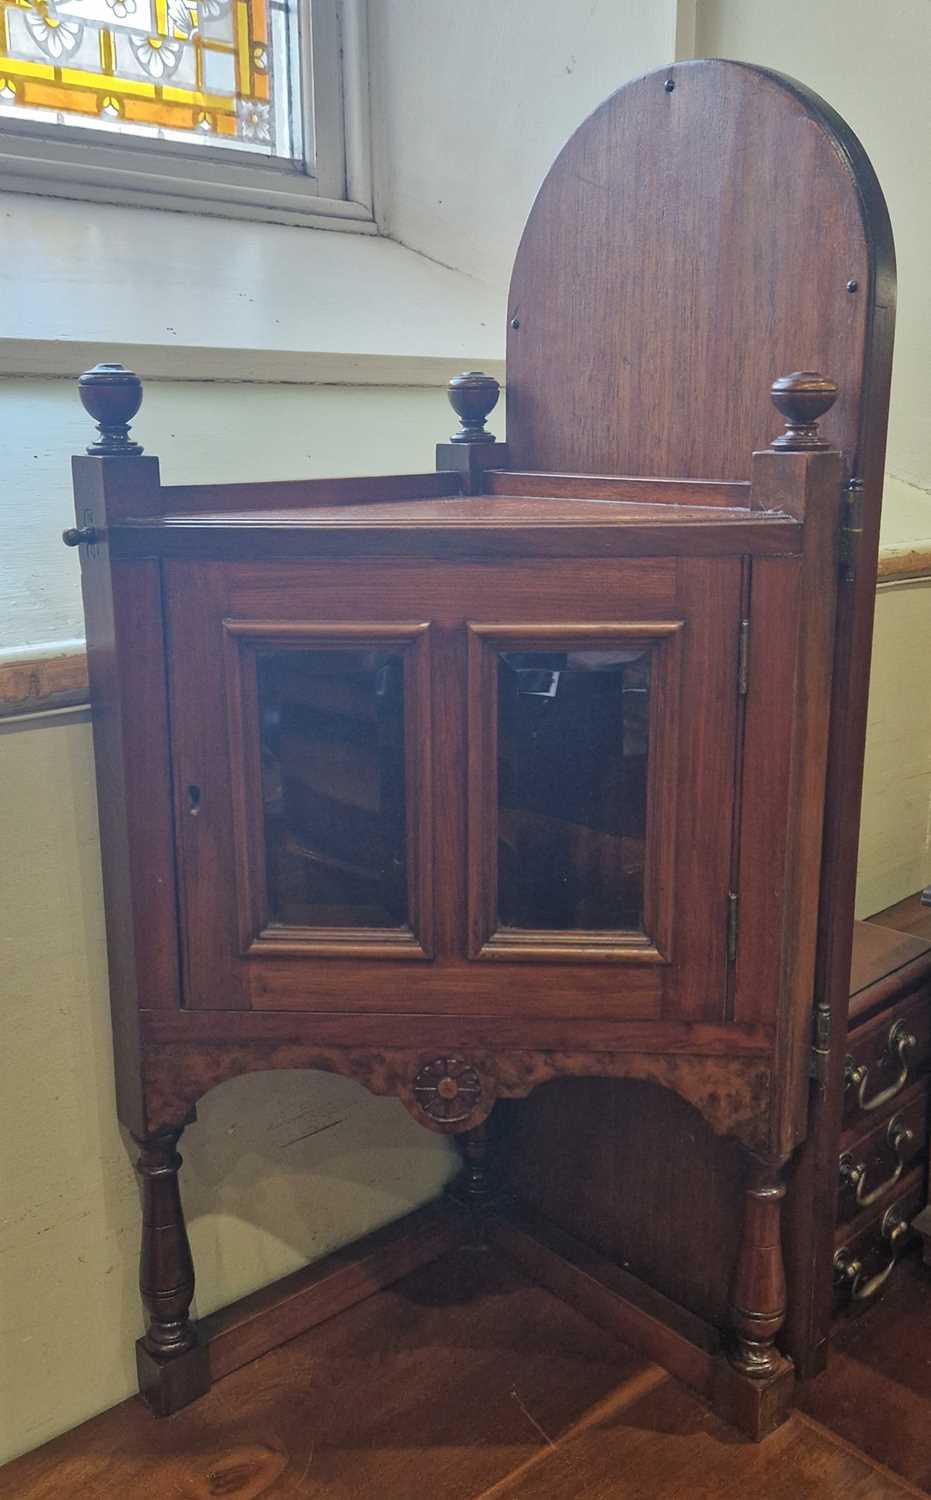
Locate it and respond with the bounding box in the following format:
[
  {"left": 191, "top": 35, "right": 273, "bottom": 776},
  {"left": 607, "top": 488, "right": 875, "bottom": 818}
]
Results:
[
  {"left": 497, "top": 646, "right": 650, "bottom": 933},
  {"left": 223, "top": 621, "right": 433, "bottom": 960},
  {"left": 256, "top": 647, "right": 408, "bottom": 930},
  {"left": 468, "top": 622, "right": 682, "bottom": 962}
]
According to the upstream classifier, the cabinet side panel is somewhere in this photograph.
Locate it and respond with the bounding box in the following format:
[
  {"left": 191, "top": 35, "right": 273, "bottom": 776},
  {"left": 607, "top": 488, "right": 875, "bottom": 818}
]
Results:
[
  {"left": 733, "top": 561, "right": 801, "bottom": 1029},
  {"left": 74, "top": 457, "right": 181, "bottom": 1133}
]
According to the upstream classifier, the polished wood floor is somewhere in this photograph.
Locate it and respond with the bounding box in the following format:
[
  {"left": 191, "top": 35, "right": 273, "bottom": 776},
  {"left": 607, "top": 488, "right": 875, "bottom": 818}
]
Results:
[
  {"left": 801, "top": 1256, "right": 931, "bottom": 1492},
  {"left": 2, "top": 1247, "right": 927, "bottom": 1500}
]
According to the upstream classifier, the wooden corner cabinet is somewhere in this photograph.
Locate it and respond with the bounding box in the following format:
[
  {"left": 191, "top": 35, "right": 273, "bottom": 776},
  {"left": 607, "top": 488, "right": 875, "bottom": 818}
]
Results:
[{"left": 67, "top": 60, "right": 897, "bottom": 1439}]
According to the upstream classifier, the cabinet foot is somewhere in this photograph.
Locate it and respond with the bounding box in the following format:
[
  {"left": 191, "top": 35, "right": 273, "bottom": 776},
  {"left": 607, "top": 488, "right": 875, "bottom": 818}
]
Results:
[
  {"left": 712, "top": 1352, "right": 795, "bottom": 1441},
  {"left": 719, "top": 1149, "right": 794, "bottom": 1436},
  {"left": 136, "top": 1335, "right": 210, "bottom": 1417}
]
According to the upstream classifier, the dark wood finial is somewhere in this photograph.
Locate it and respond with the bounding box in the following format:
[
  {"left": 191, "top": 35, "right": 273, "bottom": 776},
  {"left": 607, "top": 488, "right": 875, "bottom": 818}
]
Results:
[
  {"left": 769, "top": 371, "right": 838, "bottom": 450},
  {"left": 78, "top": 363, "right": 144, "bottom": 456},
  {"left": 447, "top": 370, "right": 500, "bottom": 444}
]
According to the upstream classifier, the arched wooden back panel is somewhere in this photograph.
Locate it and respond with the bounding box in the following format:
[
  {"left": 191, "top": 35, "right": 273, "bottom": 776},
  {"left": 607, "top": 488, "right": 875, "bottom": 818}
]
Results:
[
  {"left": 505, "top": 59, "right": 894, "bottom": 484},
  {"left": 506, "top": 60, "right": 898, "bottom": 1379}
]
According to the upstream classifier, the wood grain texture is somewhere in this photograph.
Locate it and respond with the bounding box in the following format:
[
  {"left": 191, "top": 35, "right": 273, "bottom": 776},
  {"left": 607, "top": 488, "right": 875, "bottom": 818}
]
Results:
[
  {"left": 0, "top": 651, "right": 88, "bottom": 719},
  {"left": 71, "top": 456, "right": 180, "bottom": 1135},
  {"left": 485, "top": 472, "right": 753, "bottom": 506},
  {"left": 110, "top": 506, "right": 802, "bottom": 563},
  {"left": 0, "top": 1251, "right": 653, "bottom": 1500},
  {"left": 799, "top": 1256, "right": 931, "bottom": 1490},
  {"left": 160, "top": 471, "right": 465, "bottom": 513},
  {"left": 2, "top": 1249, "right": 923, "bottom": 1500},
  {"left": 137, "top": 1033, "right": 774, "bottom": 1149},
  {"left": 870, "top": 894, "right": 931, "bottom": 945},
  {"left": 165, "top": 554, "right": 743, "bottom": 1030},
  {"left": 508, "top": 1078, "right": 743, "bottom": 1328},
  {"left": 506, "top": 60, "right": 888, "bottom": 482},
  {"left": 849, "top": 921, "right": 931, "bottom": 1005},
  {"left": 876, "top": 545, "right": 931, "bottom": 582}
]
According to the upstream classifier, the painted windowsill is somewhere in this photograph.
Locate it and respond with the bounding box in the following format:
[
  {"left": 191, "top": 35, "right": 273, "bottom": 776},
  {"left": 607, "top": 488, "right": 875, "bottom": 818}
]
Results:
[{"left": 0, "top": 192, "right": 506, "bottom": 388}]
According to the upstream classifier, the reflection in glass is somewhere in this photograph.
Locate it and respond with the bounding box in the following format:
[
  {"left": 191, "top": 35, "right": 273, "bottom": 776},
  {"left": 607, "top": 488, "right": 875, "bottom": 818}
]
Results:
[
  {"left": 497, "top": 648, "right": 650, "bottom": 932},
  {"left": 257, "top": 649, "right": 407, "bottom": 929}
]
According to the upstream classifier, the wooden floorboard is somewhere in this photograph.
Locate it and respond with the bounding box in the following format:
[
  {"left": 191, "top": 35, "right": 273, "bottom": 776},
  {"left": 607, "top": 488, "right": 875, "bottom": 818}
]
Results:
[
  {"left": 1, "top": 1246, "right": 925, "bottom": 1500},
  {"left": 0, "top": 1248, "right": 649, "bottom": 1500},
  {"left": 480, "top": 1378, "right": 922, "bottom": 1500}
]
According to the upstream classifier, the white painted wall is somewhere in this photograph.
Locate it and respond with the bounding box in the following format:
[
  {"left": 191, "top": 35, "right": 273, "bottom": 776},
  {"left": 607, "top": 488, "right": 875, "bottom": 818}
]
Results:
[
  {"left": 369, "top": 0, "right": 678, "bottom": 289},
  {"left": 0, "top": 192, "right": 504, "bottom": 386}
]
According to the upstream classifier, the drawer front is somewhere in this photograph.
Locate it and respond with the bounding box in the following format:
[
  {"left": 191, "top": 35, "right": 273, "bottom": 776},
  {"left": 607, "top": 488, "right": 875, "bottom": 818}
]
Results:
[
  {"left": 836, "top": 1082, "right": 929, "bottom": 1226},
  {"left": 843, "top": 988, "right": 931, "bottom": 1128},
  {"left": 832, "top": 1171, "right": 925, "bottom": 1317}
]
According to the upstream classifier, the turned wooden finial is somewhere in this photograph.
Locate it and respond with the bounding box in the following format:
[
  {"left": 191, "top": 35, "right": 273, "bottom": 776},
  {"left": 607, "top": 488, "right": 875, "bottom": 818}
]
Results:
[
  {"left": 447, "top": 370, "right": 500, "bottom": 444},
  {"left": 78, "top": 363, "right": 144, "bottom": 456},
  {"left": 769, "top": 371, "right": 838, "bottom": 450}
]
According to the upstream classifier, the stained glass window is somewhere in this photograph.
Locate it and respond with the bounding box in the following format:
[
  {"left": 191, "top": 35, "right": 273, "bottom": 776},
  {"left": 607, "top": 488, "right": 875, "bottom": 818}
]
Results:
[{"left": 0, "top": 0, "right": 305, "bottom": 158}]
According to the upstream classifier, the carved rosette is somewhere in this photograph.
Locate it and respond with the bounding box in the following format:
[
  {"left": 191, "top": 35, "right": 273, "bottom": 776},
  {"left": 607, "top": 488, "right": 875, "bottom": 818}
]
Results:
[{"left": 413, "top": 1057, "right": 483, "bottom": 1125}]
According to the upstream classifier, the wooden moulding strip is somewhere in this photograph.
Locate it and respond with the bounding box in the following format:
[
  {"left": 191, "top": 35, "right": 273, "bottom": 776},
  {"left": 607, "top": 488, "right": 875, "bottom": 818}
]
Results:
[
  {"left": 876, "top": 543, "right": 931, "bottom": 584},
  {"left": 0, "top": 650, "right": 89, "bottom": 720},
  {"left": 487, "top": 1203, "right": 719, "bottom": 1398},
  {"left": 199, "top": 1199, "right": 469, "bottom": 1384}
]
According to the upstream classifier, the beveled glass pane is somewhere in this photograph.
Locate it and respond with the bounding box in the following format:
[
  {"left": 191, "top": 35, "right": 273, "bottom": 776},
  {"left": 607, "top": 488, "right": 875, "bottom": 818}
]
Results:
[
  {"left": 497, "top": 647, "right": 650, "bottom": 932},
  {"left": 257, "top": 648, "right": 408, "bottom": 930},
  {"left": 0, "top": 0, "right": 305, "bottom": 159}
]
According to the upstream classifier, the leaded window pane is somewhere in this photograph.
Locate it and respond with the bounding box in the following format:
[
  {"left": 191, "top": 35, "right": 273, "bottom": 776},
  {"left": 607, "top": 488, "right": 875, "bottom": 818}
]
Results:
[{"left": 0, "top": 0, "right": 305, "bottom": 158}]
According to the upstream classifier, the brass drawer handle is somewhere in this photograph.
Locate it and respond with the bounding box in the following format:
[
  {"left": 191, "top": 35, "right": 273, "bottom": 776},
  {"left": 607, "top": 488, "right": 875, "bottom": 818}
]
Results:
[
  {"left": 839, "top": 1115, "right": 914, "bottom": 1208},
  {"left": 845, "top": 1020, "right": 917, "bottom": 1113},
  {"left": 833, "top": 1207, "right": 910, "bottom": 1301}
]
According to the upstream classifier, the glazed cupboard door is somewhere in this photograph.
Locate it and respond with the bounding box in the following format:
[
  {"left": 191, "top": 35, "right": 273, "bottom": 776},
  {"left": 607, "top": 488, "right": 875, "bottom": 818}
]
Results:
[{"left": 165, "top": 557, "right": 743, "bottom": 1023}]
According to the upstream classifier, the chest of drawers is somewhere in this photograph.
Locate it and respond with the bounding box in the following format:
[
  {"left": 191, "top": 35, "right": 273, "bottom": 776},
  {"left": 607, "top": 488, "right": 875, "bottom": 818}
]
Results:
[{"left": 833, "top": 919, "right": 931, "bottom": 1315}]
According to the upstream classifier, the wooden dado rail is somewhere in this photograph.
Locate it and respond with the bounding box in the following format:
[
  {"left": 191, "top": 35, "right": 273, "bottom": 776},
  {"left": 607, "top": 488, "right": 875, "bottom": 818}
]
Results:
[{"left": 2, "top": 546, "right": 929, "bottom": 722}]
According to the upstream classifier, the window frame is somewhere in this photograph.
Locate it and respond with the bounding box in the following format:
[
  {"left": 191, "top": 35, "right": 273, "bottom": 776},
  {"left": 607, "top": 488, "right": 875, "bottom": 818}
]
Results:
[{"left": 0, "top": 0, "right": 373, "bottom": 229}]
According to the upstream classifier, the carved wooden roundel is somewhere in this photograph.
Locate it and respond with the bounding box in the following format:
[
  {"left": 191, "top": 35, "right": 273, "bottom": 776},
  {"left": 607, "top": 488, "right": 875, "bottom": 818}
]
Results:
[{"left": 413, "top": 1057, "right": 483, "bottom": 1124}]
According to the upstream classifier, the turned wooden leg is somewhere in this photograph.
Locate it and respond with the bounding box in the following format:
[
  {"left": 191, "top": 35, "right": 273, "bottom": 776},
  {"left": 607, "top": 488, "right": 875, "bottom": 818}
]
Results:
[
  {"left": 133, "top": 1126, "right": 210, "bottom": 1415},
  {"left": 713, "top": 1151, "right": 795, "bottom": 1439},
  {"left": 729, "top": 1153, "right": 789, "bottom": 1379},
  {"left": 456, "top": 1122, "right": 497, "bottom": 1209},
  {"left": 448, "top": 1116, "right": 505, "bottom": 1244}
]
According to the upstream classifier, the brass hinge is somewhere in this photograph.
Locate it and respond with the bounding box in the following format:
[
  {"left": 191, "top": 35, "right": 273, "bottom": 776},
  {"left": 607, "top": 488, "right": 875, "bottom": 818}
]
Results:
[
  {"left": 810, "top": 1004, "right": 832, "bottom": 1085},
  {"left": 726, "top": 891, "right": 739, "bottom": 965},
  {"left": 841, "top": 478, "right": 865, "bottom": 585},
  {"left": 737, "top": 617, "right": 750, "bottom": 696}
]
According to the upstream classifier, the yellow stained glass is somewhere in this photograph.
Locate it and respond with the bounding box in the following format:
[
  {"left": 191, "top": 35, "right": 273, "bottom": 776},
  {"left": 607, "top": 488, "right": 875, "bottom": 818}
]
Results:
[{"left": 0, "top": 0, "right": 303, "bottom": 157}]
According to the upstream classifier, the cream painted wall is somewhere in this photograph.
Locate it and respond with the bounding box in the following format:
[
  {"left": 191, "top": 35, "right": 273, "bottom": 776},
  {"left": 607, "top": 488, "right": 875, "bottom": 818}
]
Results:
[
  {"left": 694, "top": 0, "right": 931, "bottom": 540},
  {"left": 1, "top": 378, "right": 452, "bottom": 652},
  {"left": 0, "top": 709, "right": 456, "bottom": 1464},
  {"left": 857, "top": 581, "right": 931, "bottom": 917}
]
